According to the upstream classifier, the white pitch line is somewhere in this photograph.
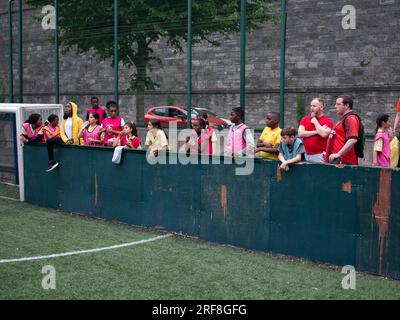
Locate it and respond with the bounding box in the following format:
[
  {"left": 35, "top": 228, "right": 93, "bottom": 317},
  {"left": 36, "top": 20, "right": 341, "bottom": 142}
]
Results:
[
  {"left": 0, "top": 234, "right": 173, "bottom": 264},
  {"left": 0, "top": 195, "right": 19, "bottom": 202}
]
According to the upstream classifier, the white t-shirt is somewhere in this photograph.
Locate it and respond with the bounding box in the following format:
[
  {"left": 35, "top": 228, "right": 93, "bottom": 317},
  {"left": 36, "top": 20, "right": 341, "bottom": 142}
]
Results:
[{"left": 65, "top": 117, "right": 73, "bottom": 139}]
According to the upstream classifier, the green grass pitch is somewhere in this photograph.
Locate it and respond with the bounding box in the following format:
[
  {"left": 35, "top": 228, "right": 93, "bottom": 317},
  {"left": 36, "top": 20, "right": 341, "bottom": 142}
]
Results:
[{"left": 0, "top": 183, "right": 399, "bottom": 300}]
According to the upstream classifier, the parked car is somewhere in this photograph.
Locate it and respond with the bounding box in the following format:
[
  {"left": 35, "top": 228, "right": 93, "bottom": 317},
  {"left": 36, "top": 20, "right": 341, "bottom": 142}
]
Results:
[{"left": 144, "top": 106, "right": 229, "bottom": 130}]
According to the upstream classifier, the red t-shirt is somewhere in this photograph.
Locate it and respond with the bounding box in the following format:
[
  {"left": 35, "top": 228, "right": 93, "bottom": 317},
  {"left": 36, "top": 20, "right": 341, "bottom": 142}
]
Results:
[
  {"left": 300, "top": 115, "right": 333, "bottom": 155},
  {"left": 326, "top": 114, "right": 359, "bottom": 165},
  {"left": 121, "top": 135, "right": 141, "bottom": 149},
  {"left": 397, "top": 99, "right": 400, "bottom": 112}
]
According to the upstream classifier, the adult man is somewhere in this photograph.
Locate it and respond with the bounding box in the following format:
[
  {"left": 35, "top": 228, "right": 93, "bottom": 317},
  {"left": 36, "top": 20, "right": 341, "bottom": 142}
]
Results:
[
  {"left": 325, "top": 95, "right": 360, "bottom": 165},
  {"left": 298, "top": 98, "right": 333, "bottom": 163},
  {"left": 86, "top": 96, "right": 107, "bottom": 122}
]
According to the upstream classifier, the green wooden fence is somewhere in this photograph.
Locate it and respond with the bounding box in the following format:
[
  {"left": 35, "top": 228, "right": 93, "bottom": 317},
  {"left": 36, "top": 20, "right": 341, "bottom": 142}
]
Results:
[{"left": 23, "top": 144, "right": 400, "bottom": 279}]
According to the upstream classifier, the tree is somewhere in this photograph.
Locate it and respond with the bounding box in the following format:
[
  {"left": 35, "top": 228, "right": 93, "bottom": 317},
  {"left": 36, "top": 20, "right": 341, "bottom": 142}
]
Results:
[{"left": 26, "top": 0, "right": 277, "bottom": 122}]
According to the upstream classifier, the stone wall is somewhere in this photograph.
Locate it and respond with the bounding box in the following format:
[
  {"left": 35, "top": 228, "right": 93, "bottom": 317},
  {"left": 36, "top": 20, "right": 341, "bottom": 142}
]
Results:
[{"left": 0, "top": 0, "right": 399, "bottom": 133}]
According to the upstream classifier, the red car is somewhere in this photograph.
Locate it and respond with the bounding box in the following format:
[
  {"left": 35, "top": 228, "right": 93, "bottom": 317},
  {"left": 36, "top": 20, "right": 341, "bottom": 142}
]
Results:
[{"left": 144, "top": 106, "right": 229, "bottom": 130}]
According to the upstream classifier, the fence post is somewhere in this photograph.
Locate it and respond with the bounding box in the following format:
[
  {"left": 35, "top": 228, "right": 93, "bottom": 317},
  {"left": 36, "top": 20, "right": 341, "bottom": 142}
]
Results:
[
  {"left": 187, "top": 0, "right": 192, "bottom": 128},
  {"left": 279, "top": 0, "right": 287, "bottom": 128},
  {"left": 54, "top": 0, "right": 59, "bottom": 104},
  {"left": 18, "top": 0, "right": 23, "bottom": 103},
  {"left": 114, "top": 0, "right": 119, "bottom": 104},
  {"left": 240, "top": 0, "right": 247, "bottom": 121},
  {"left": 8, "top": 0, "right": 14, "bottom": 103}
]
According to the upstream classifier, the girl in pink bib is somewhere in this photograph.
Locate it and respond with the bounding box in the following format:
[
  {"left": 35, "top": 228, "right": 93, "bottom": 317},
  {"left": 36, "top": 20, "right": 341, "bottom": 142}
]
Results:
[
  {"left": 79, "top": 112, "right": 103, "bottom": 146},
  {"left": 373, "top": 114, "right": 391, "bottom": 168}
]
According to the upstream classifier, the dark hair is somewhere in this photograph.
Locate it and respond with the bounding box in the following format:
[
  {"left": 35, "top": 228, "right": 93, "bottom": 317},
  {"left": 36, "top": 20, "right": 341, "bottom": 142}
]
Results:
[
  {"left": 267, "top": 112, "right": 280, "bottom": 120},
  {"left": 339, "top": 95, "right": 354, "bottom": 110},
  {"left": 232, "top": 107, "right": 244, "bottom": 119},
  {"left": 48, "top": 114, "right": 59, "bottom": 123},
  {"left": 197, "top": 118, "right": 207, "bottom": 129},
  {"left": 149, "top": 119, "right": 169, "bottom": 140},
  {"left": 150, "top": 119, "right": 162, "bottom": 129},
  {"left": 106, "top": 100, "right": 118, "bottom": 110},
  {"left": 87, "top": 112, "right": 101, "bottom": 129},
  {"left": 124, "top": 122, "right": 138, "bottom": 137},
  {"left": 281, "top": 126, "right": 297, "bottom": 137},
  {"left": 25, "top": 113, "right": 42, "bottom": 125},
  {"left": 91, "top": 96, "right": 98, "bottom": 102},
  {"left": 197, "top": 111, "right": 208, "bottom": 120},
  {"left": 197, "top": 111, "right": 209, "bottom": 126},
  {"left": 376, "top": 114, "right": 390, "bottom": 133}
]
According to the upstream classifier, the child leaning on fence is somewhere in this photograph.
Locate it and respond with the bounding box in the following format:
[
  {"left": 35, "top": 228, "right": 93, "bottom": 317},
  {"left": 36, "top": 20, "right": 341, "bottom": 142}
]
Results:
[
  {"left": 186, "top": 119, "right": 211, "bottom": 155},
  {"left": 145, "top": 119, "right": 169, "bottom": 157},
  {"left": 112, "top": 122, "right": 141, "bottom": 164},
  {"left": 20, "top": 113, "right": 43, "bottom": 144},
  {"left": 78, "top": 112, "right": 104, "bottom": 146},
  {"left": 278, "top": 126, "right": 305, "bottom": 172}
]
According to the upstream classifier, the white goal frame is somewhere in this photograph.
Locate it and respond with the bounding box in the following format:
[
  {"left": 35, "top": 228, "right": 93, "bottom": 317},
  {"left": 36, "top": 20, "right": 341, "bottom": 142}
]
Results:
[{"left": 0, "top": 103, "right": 64, "bottom": 201}]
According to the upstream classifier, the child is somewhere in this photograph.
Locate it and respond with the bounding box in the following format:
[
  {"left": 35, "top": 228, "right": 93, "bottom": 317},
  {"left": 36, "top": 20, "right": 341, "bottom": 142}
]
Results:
[
  {"left": 20, "top": 113, "right": 43, "bottom": 144},
  {"left": 102, "top": 101, "right": 125, "bottom": 146},
  {"left": 255, "top": 112, "right": 281, "bottom": 160},
  {"left": 278, "top": 126, "right": 305, "bottom": 171},
  {"left": 196, "top": 111, "right": 217, "bottom": 155},
  {"left": 43, "top": 114, "right": 62, "bottom": 172},
  {"left": 224, "top": 107, "right": 255, "bottom": 157},
  {"left": 60, "top": 102, "right": 84, "bottom": 145},
  {"left": 86, "top": 96, "right": 107, "bottom": 123},
  {"left": 113, "top": 122, "right": 141, "bottom": 149},
  {"left": 186, "top": 119, "right": 211, "bottom": 155},
  {"left": 373, "top": 114, "right": 391, "bottom": 168},
  {"left": 78, "top": 112, "right": 103, "bottom": 146},
  {"left": 145, "top": 119, "right": 169, "bottom": 157},
  {"left": 112, "top": 122, "right": 141, "bottom": 164}
]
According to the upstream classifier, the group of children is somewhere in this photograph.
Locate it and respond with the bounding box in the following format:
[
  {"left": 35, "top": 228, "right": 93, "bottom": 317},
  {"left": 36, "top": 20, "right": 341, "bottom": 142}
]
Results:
[
  {"left": 20, "top": 97, "right": 398, "bottom": 172},
  {"left": 19, "top": 99, "right": 169, "bottom": 171}
]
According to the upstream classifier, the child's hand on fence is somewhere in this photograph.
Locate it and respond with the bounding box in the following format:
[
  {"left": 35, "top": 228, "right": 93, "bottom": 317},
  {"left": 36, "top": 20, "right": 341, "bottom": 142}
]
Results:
[{"left": 280, "top": 161, "right": 289, "bottom": 172}]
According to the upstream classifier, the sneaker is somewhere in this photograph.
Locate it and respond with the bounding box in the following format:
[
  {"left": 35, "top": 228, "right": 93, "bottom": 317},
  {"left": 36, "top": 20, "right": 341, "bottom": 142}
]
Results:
[{"left": 46, "top": 161, "right": 59, "bottom": 172}]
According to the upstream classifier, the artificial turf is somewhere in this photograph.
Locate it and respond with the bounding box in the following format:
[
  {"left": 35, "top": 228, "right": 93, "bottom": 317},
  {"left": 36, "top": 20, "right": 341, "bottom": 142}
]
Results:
[{"left": 0, "top": 183, "right": 399, "bottom": 300}]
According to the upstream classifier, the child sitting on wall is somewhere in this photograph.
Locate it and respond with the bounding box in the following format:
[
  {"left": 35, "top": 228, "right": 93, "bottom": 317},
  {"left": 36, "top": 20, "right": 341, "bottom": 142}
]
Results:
[
  {"left": 20, "top": 113, "right": 43, "bottom": 144},
  {"left": 278, "top": 126, "right": 305, "bottom": 171},
  {"left": 43, "top": 114, "right": 62, "bottom": 172}
]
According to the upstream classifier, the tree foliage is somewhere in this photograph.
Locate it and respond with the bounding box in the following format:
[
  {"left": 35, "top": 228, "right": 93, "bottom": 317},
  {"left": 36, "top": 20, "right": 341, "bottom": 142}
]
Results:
[{"left": 26, "top": 0, "right": 277, "bottom": 120}]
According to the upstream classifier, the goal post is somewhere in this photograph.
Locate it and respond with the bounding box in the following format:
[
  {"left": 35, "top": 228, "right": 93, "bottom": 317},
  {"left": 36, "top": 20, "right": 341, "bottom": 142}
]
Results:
[{"left": 0, "top": 103, "right": 63, "bottom": 201}]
